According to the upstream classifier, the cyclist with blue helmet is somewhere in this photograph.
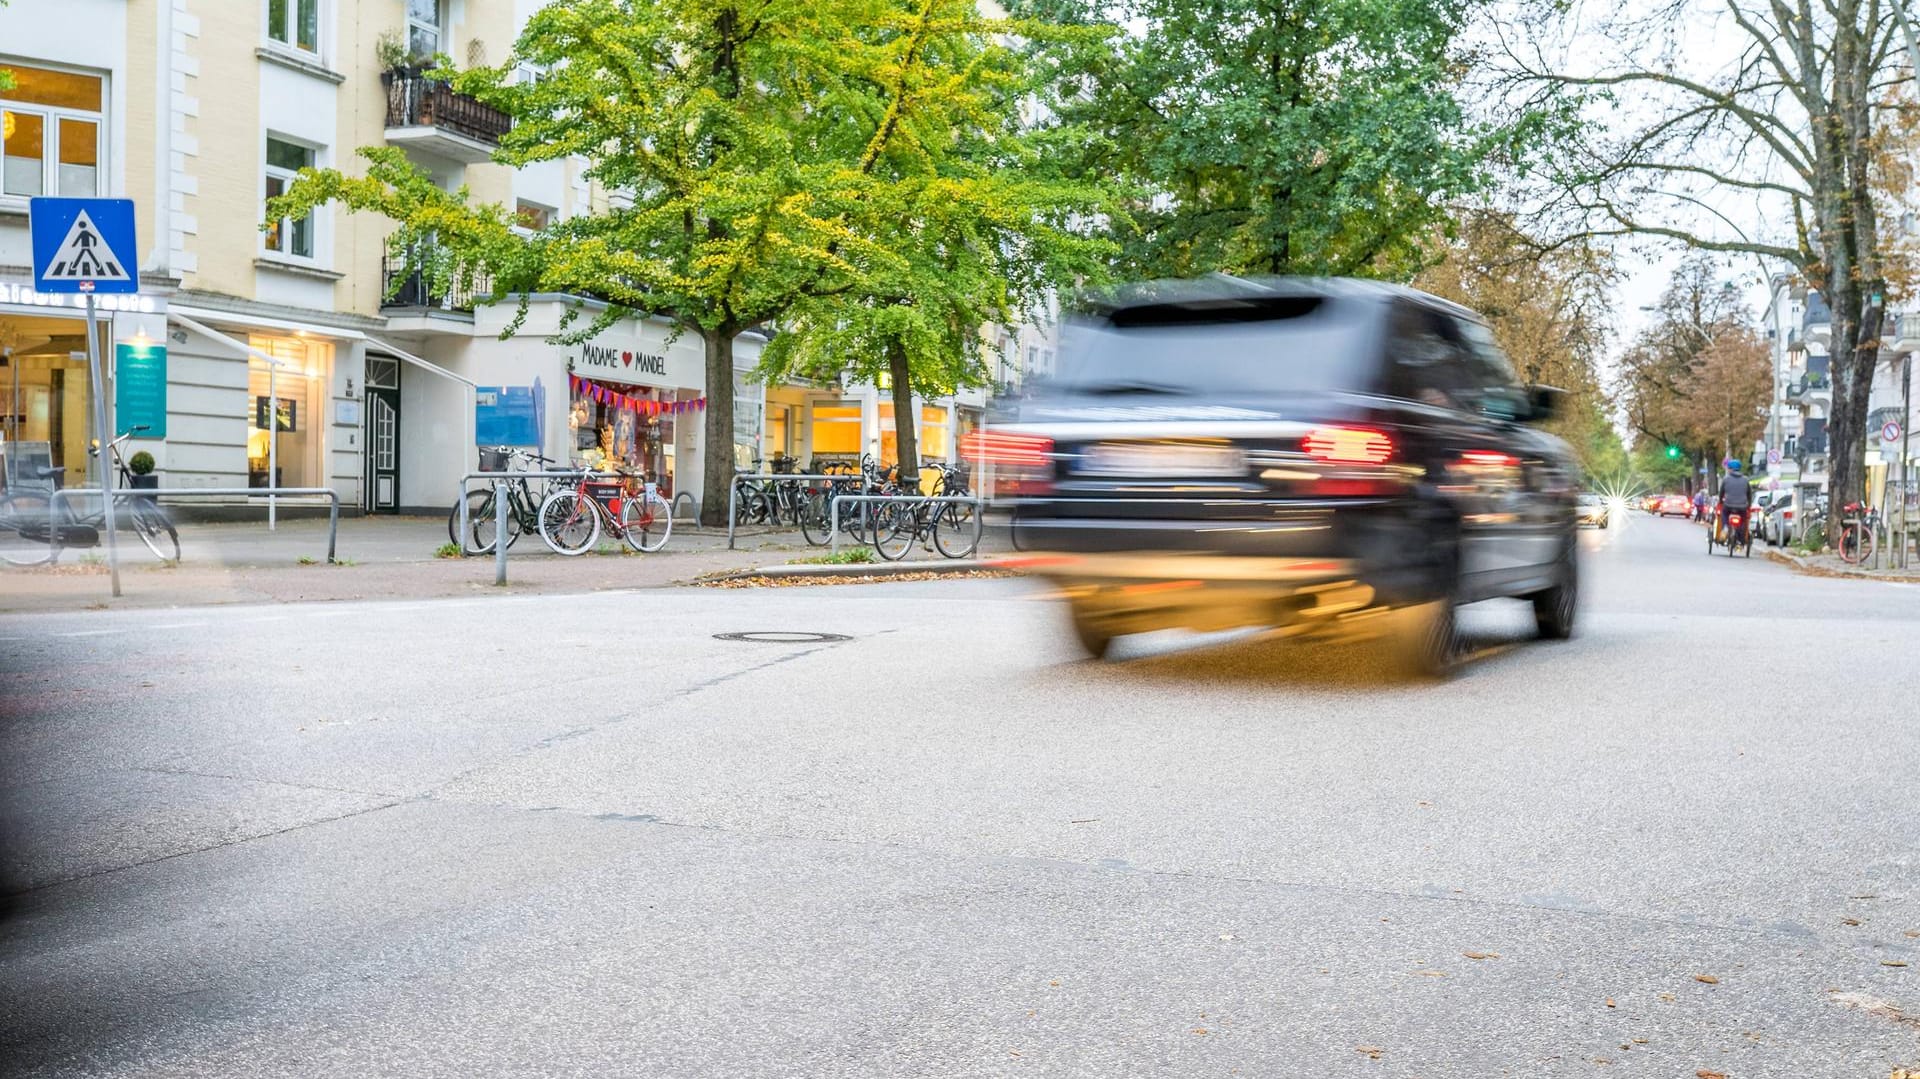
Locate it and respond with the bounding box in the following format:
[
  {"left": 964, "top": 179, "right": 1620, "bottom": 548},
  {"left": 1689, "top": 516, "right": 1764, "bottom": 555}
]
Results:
[{"left": 1715, "top": 459, "right": 1753, "bottom": 549}]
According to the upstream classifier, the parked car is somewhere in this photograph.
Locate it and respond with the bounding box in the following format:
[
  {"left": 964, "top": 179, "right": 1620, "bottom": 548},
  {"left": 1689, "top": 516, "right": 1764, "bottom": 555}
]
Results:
[
  {"left": 1576, "top": 492, "right": 1610, "bottom": 528},
  {"left": 977, "top": 276, "right": 1581, "bottom": 676},
  {"left": 1760, "top": 492, "right": 1795, "bottom": 545},
  {"left": 1657, "top": 493, "right": 1692, "bottom": 517}
]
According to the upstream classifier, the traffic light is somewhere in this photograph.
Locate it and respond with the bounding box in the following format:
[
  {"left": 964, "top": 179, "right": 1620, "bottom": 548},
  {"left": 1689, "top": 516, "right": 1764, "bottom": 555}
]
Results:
[{"left": 1664, "top": 444, "right": 1682, "bottom": 460}]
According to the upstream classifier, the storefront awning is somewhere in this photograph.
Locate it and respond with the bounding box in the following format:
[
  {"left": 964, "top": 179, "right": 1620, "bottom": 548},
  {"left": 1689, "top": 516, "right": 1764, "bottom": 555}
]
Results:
[{"left": 364, "top": 337, "right": 476, "bottom": 389}]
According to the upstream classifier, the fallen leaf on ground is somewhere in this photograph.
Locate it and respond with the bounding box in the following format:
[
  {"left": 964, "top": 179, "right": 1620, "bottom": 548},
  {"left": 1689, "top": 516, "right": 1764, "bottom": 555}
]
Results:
[
  {"left": 1694, "top": 974, "right": 1720, "bottom": 984},
  {"left": 1842, "top": 918, "right": 1863, "bottom": 926},
  {"left": 1605, "top": 998, "right": 1616, "bottom": 1008},
  {"left": 1355, "top": 1046, "right": 1384, "bottom": 1060},
  {"left": 1463, "top": 951, "right": 1500, "bottom": 960},
  {"left": 1906, "top": 930, "right": 1920, "bottom": 938},
  {"left": 1192, "top": 1028, "right": 1208, "bottom": 1035},
  {"left": 1632, "top": 1038, "right": 1648, "bottom": 1044},
  {"left": 1411, "top": 970, "right": 1447, "bottom": 978},
  {"left": 1883, "top": 960, "right": 1909, "bottom": 968},
  {"left": 1696, "top": 1070, "right": 1727, "bottom": 1079}
]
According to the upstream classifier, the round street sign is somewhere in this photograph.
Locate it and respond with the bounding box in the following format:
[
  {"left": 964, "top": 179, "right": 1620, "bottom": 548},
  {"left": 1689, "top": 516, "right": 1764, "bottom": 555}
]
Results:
[
  {"left": 1766, "top": 448, "right": 1782, "bottom": 465},
  {"left": 1884, "top": 420, "right": 1903, "bottom": 442}
]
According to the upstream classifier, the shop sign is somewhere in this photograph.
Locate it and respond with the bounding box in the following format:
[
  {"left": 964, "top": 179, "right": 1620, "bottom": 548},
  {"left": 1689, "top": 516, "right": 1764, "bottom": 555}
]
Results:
[
  {"left": 114, "top": 343, "right": 167, "bottom": 439},
  {"left": 0, "top": 281, "right": 159, "bottom": 313},
  {"left": 563, "top": 333, "right": 698, "bottom": 388}
]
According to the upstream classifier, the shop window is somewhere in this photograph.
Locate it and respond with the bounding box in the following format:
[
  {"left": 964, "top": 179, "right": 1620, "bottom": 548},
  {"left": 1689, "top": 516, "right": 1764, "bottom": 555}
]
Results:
[
  {"left": 247, "top": 335, "right": 331, "bottom": 489},
  {"left": 263, "top": 136, "right": 317, "bottom": 259},
  {"left": 0, "top": 314, "right": 102, "bottom": 476},
  {"left": 733, "top": 370, "right": 763, "bottom": 470},
  {"left": 266, "top": 0, "right": 320, "bottom": 55},
  {"left": 2, "top": 65, "right": 106, "bottom": 200},
  {"left": 877, "top": 401, "right": 898, "bottom": 466},
  {"left": 920, "top": 406, "right": 949, "bottom": 461},
  {"left": 514, "top": 200, "right": 554, "bottom": 232},
  {"left": 569, "top": 377, "right": 676, "bottom": 492},
  {"left": 810, "top": 401, "right": 861, "bottom": 456},
  {"left": 768, "top": 405, "right": 792, "bottom": 460}
]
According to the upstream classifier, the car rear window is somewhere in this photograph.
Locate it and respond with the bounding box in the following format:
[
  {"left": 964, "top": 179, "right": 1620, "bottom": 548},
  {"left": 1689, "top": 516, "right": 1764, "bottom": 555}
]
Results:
[{"left": 1049, "top": 296, "right": 1382, "bottom": 396}]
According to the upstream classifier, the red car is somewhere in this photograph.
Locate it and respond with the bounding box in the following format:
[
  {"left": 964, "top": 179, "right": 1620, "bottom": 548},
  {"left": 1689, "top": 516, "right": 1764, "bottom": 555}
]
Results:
[{"left": 1657, "top": 494, "right": 1693, "bottom": 517}]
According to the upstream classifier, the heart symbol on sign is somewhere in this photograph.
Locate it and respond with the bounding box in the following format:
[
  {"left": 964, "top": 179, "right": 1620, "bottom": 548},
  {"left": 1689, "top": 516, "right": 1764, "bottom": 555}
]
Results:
[{"left": 622, "top": 351, "right": 633, "bottom": 366}]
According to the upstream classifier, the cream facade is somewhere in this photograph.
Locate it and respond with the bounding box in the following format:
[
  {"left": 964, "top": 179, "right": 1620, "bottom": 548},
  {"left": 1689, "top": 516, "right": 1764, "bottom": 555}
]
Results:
[{"left": 2, "top": 0, "right": 1057, "bottom": 516}]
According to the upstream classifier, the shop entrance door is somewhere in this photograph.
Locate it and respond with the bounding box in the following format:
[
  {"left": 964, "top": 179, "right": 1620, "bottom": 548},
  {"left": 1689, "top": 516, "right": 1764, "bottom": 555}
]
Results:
[{"left": 364, "top": 358, "right": 400, "bottom": 513}]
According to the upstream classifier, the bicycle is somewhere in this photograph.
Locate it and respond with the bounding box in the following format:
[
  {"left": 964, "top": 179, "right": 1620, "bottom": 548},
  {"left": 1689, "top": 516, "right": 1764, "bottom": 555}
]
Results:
[
  {"left": 868, "top": 463, "right": 980, "bottom": 560},
  {"left": 449, "top": 447, "right": 581, "bottom": 555},
  {"left": 0, "top": 425, "right": 180, "bottom": 566},
  {"left": 1837, "top": 501, "right": 1878, "bottom": 565},
  {"left": 537, "top": 471, "right": 673, "bottom": 555}
]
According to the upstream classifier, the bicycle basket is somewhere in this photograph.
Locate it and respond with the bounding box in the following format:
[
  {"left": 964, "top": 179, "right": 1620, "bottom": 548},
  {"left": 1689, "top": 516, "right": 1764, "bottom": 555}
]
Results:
[
  {"left": 478, "top": 447, "right": 512, "bottom": 473},
  {"left": 583, "top": 480, "right": 624, "bottom": 504}
]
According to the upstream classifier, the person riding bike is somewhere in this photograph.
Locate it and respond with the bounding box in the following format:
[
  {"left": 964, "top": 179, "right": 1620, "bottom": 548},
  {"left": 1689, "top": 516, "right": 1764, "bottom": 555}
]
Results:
[{"left": 1716, "top": 459, "right": 1753, "bottom": 545}]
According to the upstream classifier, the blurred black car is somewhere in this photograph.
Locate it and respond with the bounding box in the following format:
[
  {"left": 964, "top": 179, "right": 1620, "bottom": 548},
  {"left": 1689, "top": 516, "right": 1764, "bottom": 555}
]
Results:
[{"left": 975, "top": 277, "right": 1581, "bottom": 675}]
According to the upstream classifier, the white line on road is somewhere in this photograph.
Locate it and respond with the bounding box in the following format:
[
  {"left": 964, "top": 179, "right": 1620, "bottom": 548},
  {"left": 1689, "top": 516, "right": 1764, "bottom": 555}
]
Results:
[{"left": 55, "top": 629, "right": 121, "bottom": 637}]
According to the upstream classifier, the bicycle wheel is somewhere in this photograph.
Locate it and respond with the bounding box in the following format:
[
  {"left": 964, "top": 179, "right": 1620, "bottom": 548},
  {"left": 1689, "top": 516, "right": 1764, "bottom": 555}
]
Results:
[
  {"left": 454, "top": 489, "right": 501, "bottom": 555},
  {"left": 129, "top": 501, "right": 180, "bottom": 563},
  {"left": 1860, "top": 524, "right": 1877, "bottom": 563},
  {"left": 618, "top": 491, "right": 673, "bottom": 553},
  {"left": 933, "top": 501, "right": 981, "bottom": 559},
  {"left": 1839, "top": 524, "right": 1863, "bottom": 564},
  {"left": 0, "top": 493, "right": 54, "bottom": 566},
  {"left": 799, "top": 491, "right": 832, "bottom": 546},
  {"left": 871, "top": 502, "right": 917, "bottom": 561},
  {"left": 538, "top": 489, "right": 600, "bottom": 556}
]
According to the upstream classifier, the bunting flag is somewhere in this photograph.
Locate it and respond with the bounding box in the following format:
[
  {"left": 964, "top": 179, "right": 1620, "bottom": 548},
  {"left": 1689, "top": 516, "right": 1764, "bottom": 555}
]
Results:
[{"left": 571, "top": 373, "right": 705, "bottom": 416}]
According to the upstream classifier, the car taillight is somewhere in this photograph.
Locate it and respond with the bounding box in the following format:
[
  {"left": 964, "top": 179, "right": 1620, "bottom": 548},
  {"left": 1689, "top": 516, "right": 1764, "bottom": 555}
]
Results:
[
  {"left": 1784, "top": 509, "right": 1793, "bottom": 520},
  {"left": 1303, "top": 426, "right": 1393, "bottom": 465},
  {"left": 961, "top": 430, "right": 1054, "bottom": 466}
]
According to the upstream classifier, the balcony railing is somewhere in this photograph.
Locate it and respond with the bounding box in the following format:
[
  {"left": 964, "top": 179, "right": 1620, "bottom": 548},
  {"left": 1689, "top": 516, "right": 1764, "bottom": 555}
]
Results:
[
  {"left": 1786, "top": 372, "right": 1831, "bottom": 401},
  {"left": 382, "top": 71, "right": 511, "bottom": 147},
  {"left": 381, "top": 252, "right": 490, "bottom": 313},
  {"left": 1899, "top": 313, "right": 1920, "bottom": 343}
]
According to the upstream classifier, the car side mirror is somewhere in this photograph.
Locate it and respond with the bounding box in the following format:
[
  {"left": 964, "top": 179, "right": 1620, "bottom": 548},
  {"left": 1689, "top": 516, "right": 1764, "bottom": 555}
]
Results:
[{"left": 1526, "top": 385, "right": 1564, "bottom": 423}]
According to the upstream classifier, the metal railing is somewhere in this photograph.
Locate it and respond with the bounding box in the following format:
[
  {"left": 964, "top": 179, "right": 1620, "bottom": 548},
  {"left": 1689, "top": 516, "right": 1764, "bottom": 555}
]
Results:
[
  {"left": 828, "top": 493, "right": 984, "bottom": 556},
  {"left": 45, "top": 486, "right": 340, "bottom": 597},
  {"left": 725, "top": 472, "right": 862, "bottom": 549},
  {"left": 382, "top": 253, "right": 491, "bottom": 312},
  {"left": 456, "top": 469, "right": 611, "bottom": 586},
  {"left": 382, "top": 72, "right": 512, "bottom": 143}
]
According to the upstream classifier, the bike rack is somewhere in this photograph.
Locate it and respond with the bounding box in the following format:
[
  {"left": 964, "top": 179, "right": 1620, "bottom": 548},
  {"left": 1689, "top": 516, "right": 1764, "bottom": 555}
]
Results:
[
  {"left": 725, "top": 472, "right": 864, "bottom": 550},
  {"left": 456, "top": 469, "right": 616, "bottom": 586},
  {"left": 39, "top": 486, "right": 340, "bottom": 596},
  {"left": 827, "top": 493, "right": 984, "bottom": 557}
]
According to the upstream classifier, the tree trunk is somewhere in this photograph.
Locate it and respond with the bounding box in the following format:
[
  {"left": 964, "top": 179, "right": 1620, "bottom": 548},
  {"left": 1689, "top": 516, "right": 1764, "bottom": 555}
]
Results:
[
  {"left": 700, "top": 327, "right": 738, "bottom": 527},
  {"left": 886, "top": 338, "right": 919, "bottom": 485},
  {"left": 1825, "top": 280, "right": 1886, "bottom": 537}
]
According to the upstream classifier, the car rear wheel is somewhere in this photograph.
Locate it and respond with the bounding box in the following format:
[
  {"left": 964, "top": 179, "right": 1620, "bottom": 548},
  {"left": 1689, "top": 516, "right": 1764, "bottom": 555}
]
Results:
[
  {"left": 1395, "top": 597, "right": 1458, "bottom": 679},
  {"left": 1532, "top": 548, "right": 1577, "bottom": 640},
  {"left": 1067, "top": 601, "right": 1114, "bottom": 659}
]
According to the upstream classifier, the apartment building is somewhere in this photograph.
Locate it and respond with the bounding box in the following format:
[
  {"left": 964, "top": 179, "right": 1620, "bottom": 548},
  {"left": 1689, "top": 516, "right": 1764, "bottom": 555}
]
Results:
[{"left": 2, "top": 0, "right": 1043, "bottom": 516}]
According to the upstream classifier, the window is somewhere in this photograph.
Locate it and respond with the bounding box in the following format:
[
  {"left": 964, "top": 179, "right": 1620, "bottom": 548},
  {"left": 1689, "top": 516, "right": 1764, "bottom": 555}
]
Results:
[
  {"left": 2, "top": 65, "right": 105, "bottom": 199},
  {"left": 248, "top": 335, "right": 330, "bottom": 489},
  {"left": 920, "top": 406, "right": 950, "bottom": 461},
  {"left": 266, "top": 0, "right": 320, "bottom": 54},
  {"left": 514, "top": 200, "right": 553, "bottom": 232},
  {"left": 263, "top": 137, "right": 316, "bottom": 259},
  {"left": 407, "top": 0, "right": 443, "bottom": 61},
  {"left": 810, "top": 401, "right": 862, "bottom": 456}
]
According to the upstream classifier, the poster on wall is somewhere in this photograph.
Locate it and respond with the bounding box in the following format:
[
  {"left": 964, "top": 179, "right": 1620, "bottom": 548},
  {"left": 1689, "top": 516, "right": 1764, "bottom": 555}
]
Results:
[
  {"left": 254, "top": 395, "right": 297, "bottom": 432},
  {"left": 114, "top": 343, "right": 167, "bottom": 439},
  {"left": 475, "top": 385, "right": 540, "bottom": 446}
]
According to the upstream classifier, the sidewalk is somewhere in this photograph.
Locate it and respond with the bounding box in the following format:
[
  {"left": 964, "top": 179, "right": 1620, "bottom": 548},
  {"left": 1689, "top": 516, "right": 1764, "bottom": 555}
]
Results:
[
  {"left": 1764, "top": 546, "right": 1920, "bottom": 583},
  {"left": 0, "top": 514, "right": 1005, "bottom": 613}
]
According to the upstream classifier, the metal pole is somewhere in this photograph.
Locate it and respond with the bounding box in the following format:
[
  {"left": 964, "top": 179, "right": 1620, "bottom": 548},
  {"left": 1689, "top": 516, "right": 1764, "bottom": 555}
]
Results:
[
  {"left": 830, "top": 494, "right": 841, "bottom": 555},
  {"left": 326, "top": 490, "right": 339, "bottom": 564},
  {"left": 494, "top": 479, "right": 508, "bottom": 586},
  {"left": 727, "top": 475, "right": 739, "bottom": 549},
  {"left": 84, "top": 294, "right": 121, "bottom": 598},
  {"left": 267, "top": 357, "right": 278, "bottom": 531},
  {"left": 1903, "top": 354, "right": 1912, "bottom": 567},
  {"left": 5, "top": 346, "right": 17, "bottom": 445}
]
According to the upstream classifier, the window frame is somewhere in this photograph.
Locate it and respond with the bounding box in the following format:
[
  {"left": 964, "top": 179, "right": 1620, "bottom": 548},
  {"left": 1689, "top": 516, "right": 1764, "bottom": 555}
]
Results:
[
  {"left": 0, "top": 62, "right": 108, "bottom": 205},
  {"left": 406, "top": 0, "right": 444, "bottom": 63},
  {"left": 512, "top": 198, "right": 555, "bottom": 236},
  {"left": 264, "top": 0, "right": 323, "bottom": 59},
  {"left": 261, "top": 134, "right": 321, "bottom": 263}
]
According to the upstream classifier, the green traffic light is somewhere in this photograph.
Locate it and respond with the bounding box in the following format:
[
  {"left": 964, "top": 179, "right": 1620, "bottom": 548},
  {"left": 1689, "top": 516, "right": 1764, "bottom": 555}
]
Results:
[{"left": 1665, "top": 445, "right": 1681, "bottom": 459}]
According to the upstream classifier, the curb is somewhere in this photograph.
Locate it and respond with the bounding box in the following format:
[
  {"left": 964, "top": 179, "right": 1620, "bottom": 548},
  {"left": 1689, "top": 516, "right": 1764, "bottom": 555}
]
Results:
[
  {"left": 1764, "top": 547, "right": 1920, "bottom": 583},
  {"left": 696, "top": 557, "right": 1016, "bottom": 583}
]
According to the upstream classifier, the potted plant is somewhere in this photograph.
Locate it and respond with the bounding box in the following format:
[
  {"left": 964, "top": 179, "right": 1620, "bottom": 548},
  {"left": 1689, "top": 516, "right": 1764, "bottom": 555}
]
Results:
[{"left": 127, "top": 450, "right": 159, "bottom": 498}]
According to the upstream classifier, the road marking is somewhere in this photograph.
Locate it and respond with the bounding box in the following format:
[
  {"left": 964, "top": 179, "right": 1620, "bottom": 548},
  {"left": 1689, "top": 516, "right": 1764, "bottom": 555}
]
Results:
[{"left": 55, "top": 629, "right": 121, "bottom": 637}]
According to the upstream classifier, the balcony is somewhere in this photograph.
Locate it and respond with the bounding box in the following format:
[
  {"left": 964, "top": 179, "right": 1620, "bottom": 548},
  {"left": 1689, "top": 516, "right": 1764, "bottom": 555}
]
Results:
[
  {"left": 381, "top": 252, "right": 491, "bottom": 316},
  {"left": 1786, "top": 372, "right": 1831, "bottom": 404},
  {"left": 382, "top": 71, "right": 510, "bottom": 164},
  {"left": 1804, "top": 290, "right": 1832, "bottom": 346},
  {"left": 1894, "top": 313, "right": 1920, "bottom": 356}
]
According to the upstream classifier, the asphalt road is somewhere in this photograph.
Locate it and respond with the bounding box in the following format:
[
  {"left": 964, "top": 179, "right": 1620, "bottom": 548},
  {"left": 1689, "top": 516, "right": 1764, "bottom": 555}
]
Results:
[{"left": 2, "top": 512, "right": 1916, "bottom": 1077}]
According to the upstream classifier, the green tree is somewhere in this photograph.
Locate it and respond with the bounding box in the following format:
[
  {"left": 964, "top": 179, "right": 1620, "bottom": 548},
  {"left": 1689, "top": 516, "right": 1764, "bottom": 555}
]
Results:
[
  {"left": 757, "top": 5, "right": 1115, "bottom": 478},
  {"left": 1022, "top": 0, "right": 1552, "bottom": 280},
  {"left": 271, "top": 0, "right": 1100, "bottom": 522}
]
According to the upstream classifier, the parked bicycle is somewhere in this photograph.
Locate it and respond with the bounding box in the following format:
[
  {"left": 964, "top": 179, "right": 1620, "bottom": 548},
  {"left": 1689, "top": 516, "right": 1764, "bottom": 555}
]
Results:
[
  {"left": 449, "top": 447, "right": 583, "bottom": 555},
  {"left": 538, "top": 471, "right": 673, "bottom": 555},
  {"left": 867, "top": 463, "right": 980, "bottom": 560},
  {"left": 732, "top": 455, "right": 809, "bottom": 529},
  {"left": 1837, "top": 501, "right": 1879, "bottom": 565},
  {"left": 0, "top": 425, "right": 180, "bottom": 566}
]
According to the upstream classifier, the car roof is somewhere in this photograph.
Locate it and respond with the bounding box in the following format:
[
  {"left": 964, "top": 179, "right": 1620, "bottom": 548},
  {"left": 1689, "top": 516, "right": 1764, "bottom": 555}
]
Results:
[{"left": 1072, "top": 274, "right": 1484, "bottom": 326}]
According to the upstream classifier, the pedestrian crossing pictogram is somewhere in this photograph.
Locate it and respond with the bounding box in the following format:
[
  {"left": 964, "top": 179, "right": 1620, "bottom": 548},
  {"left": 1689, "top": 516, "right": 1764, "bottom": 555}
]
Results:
[{"left": 41, "top": 210, "right": 130, "bottom": 284}]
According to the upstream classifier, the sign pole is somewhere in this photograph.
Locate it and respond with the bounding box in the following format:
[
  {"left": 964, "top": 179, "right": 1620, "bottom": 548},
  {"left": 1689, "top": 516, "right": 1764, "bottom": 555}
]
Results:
[
  {"left": 84, "top": 292, "right": 122, "bottom": 597},
  {"left": 268, "top": 359, "right": 278, "bottom": 530},
  {"left": 1903, "top": 355, "right": 1912, "bottom": 568}
]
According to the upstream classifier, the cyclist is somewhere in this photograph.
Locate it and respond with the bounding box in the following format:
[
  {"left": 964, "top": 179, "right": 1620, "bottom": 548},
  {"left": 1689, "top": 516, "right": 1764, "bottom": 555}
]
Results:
[
  {"left": 1692, "top": 488, "right": 1708, "bottom": 522},
  {"left": 1716, "top": 459, "right": 1753, "bottom": 546}
]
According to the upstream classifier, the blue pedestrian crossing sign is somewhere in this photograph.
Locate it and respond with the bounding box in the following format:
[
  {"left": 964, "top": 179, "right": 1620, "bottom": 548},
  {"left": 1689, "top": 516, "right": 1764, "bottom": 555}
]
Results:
[{"left": 29, "top": 197, "right": 139, "bottom": 295}]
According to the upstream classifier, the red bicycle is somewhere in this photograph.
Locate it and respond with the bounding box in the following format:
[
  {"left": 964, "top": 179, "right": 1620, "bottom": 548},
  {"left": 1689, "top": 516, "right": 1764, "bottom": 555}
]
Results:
[{"left": 536, "top": 473, "right": 672, "bottom": 555}]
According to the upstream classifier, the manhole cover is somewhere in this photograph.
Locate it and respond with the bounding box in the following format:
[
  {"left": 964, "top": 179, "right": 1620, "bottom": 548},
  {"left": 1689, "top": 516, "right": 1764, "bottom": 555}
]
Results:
[{"left": 713, "top": 631, "right": 851, "bottom": 644}]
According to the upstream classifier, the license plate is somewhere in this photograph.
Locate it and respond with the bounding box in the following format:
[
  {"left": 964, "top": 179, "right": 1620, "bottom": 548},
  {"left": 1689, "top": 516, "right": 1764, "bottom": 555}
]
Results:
[{"left": 1081, "top": 442, "right": 1246, "bottom": 477}]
